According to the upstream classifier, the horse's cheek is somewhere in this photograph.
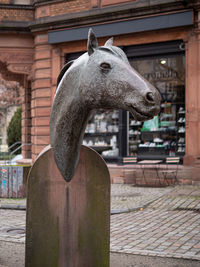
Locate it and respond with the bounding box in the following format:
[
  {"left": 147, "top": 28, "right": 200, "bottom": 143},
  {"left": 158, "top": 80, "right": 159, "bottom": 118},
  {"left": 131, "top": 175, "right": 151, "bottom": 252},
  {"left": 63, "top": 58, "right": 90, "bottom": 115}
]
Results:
[{"left": 107, "top": 79, "right": 123, "bottom": 98}]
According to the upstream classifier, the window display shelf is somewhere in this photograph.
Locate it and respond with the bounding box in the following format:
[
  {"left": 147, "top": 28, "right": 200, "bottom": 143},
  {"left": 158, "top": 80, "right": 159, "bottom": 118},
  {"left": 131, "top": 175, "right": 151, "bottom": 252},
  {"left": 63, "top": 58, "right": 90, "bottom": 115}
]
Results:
[
  {"left": 128, "top": 102, "right": 185, "bottom": 157},
  {"left": 89, "top": 145, "right": 112, "bottom": 153},
  {"left": 176, "top": 106, "right": 185, "bottom": 154},
  {"left": 83, "top": 110, "right": 119, "bottom": 158},
  {"left": 138, "top": 147, "right": 166, "bottom": 156},
  {"left": 85, "top": 132, "right": 118, "bottom": 137}
]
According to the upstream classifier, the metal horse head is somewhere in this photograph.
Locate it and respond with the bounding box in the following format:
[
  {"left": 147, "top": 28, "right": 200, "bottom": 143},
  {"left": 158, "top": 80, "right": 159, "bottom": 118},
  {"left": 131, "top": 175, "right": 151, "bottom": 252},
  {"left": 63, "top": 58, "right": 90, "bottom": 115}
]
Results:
[{"left": 50, "top": 29, "right": 161, "bottom": 182}]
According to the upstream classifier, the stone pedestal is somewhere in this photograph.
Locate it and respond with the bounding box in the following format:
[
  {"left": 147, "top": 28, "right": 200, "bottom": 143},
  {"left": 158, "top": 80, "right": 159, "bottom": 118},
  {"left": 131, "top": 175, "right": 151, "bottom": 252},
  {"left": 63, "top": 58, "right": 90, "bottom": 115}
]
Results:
[{"left": 25, "top": 145, "right": 110, "bottom": 267}]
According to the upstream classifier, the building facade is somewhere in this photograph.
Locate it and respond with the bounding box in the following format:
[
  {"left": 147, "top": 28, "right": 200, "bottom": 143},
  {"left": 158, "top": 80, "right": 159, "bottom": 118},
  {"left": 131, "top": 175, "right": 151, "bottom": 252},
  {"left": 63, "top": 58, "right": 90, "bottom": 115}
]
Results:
[{"left": 0, "top": 0, "right": 200, "bottom": 184}]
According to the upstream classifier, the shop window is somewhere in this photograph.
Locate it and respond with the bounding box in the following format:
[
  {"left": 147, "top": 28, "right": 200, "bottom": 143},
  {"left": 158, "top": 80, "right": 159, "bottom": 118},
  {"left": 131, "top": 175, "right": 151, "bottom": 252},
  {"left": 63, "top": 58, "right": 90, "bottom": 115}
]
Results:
[
  {"left": 65, "top": 40, "right": 185, "bottom": 162},
  {"left": 65, "top": 53, "right": 119, "bottom": 161},
  {"left": 128, "top": 54, "right": 185, "bottom": 159},
  {"left": 83, "top": 110, "right": 119, "bottom": 160}
]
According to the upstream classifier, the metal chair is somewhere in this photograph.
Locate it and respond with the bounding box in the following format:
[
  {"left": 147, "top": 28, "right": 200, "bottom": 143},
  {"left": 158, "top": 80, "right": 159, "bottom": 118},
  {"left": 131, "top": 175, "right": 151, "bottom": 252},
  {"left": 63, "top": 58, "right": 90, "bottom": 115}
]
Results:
[{"left": 162, "top": 157, "right": 180, "bottom": 186}]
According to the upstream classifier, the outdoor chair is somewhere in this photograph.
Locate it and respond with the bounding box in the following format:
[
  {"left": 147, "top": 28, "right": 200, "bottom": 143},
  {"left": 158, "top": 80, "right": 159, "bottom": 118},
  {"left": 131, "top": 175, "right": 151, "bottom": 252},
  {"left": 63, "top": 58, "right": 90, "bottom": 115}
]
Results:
[
  {"left": 162, "top": 157, "right": 180, "bottom": 186},
  {"left": 123, "top": 157, "right": 137, "bottom": 184}
]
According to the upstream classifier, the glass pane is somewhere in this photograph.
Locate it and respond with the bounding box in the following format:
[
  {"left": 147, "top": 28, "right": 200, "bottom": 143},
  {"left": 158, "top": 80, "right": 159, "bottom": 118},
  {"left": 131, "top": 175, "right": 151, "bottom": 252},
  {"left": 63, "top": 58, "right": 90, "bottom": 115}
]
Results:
[
  {"left": 83, "top": 110, "right": 119, "bottom": 158},
  {"left": 128, "top": 54, "right": 185, "bottom": 158}
]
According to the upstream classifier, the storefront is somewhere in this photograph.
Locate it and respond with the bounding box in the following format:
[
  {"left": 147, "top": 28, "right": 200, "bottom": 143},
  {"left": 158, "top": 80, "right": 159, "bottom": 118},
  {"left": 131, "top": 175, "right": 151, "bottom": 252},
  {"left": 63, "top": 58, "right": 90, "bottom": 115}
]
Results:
[
  {"left": 45, "top": 4, "right": 197, "bottom": 184},
  {"left": 65, "top": 41, "right": 185, "bottom": 164},
  {"left": 1, "top": 0, "right": 197, "bottom": 185}
]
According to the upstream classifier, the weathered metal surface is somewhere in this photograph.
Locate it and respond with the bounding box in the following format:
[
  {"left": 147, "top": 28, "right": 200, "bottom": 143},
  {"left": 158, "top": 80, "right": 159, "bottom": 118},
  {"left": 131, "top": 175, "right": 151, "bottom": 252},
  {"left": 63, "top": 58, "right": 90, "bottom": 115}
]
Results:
[
  {"left": 26, "top": 145, "right": 110, "bottom": 267},
  {"left": 50, "top": 29, "right": 161, "bottom": 182},
  {"left": 0, "top": 166, "right": 25, "bottom": 198}
]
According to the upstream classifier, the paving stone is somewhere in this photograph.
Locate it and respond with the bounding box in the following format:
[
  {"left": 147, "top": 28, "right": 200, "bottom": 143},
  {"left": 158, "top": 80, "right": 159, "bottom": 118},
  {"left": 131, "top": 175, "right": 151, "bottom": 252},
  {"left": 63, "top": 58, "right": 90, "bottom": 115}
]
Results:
[{"left": 1, "top": 185, "right": 200, "bottom": 261}]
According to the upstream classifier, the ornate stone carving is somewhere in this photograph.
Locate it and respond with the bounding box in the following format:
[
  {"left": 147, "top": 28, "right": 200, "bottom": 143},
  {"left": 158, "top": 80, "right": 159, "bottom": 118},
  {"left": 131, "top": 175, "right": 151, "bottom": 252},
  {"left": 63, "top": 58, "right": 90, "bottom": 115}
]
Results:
[
  {"left": 0, "top": 61, "right": 25, "bottom": 86},
  {"left": 0, "top": 52, "right": 33, "bottom": 63},
  {"left": 7, "top": 63, "right": 32, "bottom": 75},
  {"left": 0, "top": 49, "right": 33, "bottom": 85}
]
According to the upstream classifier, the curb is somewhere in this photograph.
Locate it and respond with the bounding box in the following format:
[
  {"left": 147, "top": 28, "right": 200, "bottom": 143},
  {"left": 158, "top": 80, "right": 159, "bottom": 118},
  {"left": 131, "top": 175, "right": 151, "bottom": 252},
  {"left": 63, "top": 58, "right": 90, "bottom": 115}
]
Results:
[{"left": 0, "top": 204, "right": 26, "bottom": 210}]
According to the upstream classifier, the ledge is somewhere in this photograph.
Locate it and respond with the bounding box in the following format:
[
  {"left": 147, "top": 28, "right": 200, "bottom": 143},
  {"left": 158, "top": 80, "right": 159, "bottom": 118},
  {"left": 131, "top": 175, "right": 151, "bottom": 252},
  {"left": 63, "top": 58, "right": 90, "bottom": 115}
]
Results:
[
  {"left": 48, "top": 10, "right": 193, "bottom": 44},
  {"left": 0, "top": 4, "right": 33, "bottom": 9},
  {"left": 30, "top": 0, "right": 190, "bottom": 32},
  {"left": 0, "top": 21, "right": 30, "bottom": 32},
  {"left": 0, "top": 0, "right": 194, "bottom": 34},
  {"left": 16, "top": 158, "right": 32, "bottom": 165}
]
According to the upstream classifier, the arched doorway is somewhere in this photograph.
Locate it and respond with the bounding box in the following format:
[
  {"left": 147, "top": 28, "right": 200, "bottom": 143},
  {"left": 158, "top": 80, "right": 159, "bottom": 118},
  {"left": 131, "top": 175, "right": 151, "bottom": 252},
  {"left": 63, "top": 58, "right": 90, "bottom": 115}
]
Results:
[{"left": 0, "top": 36, "right": 33, "bottom": 159}]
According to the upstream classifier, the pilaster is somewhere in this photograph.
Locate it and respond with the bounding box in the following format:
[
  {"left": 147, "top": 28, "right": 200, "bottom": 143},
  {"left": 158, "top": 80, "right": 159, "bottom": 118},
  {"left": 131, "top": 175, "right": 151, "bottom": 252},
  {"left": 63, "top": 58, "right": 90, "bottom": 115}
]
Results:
[
  {"left": 184, "top": 9, "right": 200, "bottom": 166},
  {"left": 31, "top": 33, "right": 52, "bottom": 160}
]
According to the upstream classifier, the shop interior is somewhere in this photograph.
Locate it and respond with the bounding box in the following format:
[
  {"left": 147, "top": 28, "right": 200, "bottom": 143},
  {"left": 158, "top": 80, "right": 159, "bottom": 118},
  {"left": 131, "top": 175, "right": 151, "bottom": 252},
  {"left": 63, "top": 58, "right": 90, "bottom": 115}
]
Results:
[{"left": 66, "top": 40, "right": 185, "bottom": 163}]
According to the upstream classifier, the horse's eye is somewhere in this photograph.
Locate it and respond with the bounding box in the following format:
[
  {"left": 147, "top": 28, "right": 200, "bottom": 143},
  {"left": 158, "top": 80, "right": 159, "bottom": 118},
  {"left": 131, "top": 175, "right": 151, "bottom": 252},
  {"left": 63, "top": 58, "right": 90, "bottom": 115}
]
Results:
[{"left": 100, "top": 62, "right": 111, "bottom": 71}]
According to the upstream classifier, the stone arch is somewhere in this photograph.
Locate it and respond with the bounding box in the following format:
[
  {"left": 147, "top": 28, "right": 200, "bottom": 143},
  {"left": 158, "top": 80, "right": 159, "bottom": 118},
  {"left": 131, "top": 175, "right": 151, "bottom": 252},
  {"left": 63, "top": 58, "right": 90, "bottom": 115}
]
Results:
[{"left": 0, "top": 44, "right": 33, "bottom": 159}]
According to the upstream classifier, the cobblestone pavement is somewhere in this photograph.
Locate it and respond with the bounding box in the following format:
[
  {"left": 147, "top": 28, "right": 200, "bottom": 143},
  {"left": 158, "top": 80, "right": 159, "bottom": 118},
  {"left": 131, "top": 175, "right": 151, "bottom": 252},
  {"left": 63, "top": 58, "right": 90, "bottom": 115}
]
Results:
[
  {"left": 111, "top": 185, "right": 200, "bottom": 261},
  {"left": 1, "top": 185, "right": 200, "bottom": 262},
  {"left": 0, "top": 184, "right": 172, "bottom": 212},
  {"left": 111, "top": 184, "right": 173, "bottom": 213},
  {"left": 0, "top": 210, "right": 25, "bottom": 244}
]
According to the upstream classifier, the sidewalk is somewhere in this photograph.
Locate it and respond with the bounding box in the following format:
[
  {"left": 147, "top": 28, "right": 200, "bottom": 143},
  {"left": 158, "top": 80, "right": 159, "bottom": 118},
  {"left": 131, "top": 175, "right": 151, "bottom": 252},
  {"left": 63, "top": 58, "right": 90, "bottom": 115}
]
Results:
[
  {"left": 111, "top": 185, "right": 173, "bottom": 213},
  {"left": 0, "top": 184, "right": 172, "bottom": 212},
  {"left": 111, "top": 185, "right": 200, "bottom": 261},
  {"left": 0, "top": 184, "right": 200, "bottom": 266},
  {"left": 0, "top": 198, "right": 26, "bottom": 210}
]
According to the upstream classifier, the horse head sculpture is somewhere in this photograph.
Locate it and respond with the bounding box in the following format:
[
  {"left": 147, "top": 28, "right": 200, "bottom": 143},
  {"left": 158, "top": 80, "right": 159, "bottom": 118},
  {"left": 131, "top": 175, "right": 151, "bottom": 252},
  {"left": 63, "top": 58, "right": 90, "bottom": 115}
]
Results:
[{"left": 50, "top": 29, "right": 161, "bottom": 182}]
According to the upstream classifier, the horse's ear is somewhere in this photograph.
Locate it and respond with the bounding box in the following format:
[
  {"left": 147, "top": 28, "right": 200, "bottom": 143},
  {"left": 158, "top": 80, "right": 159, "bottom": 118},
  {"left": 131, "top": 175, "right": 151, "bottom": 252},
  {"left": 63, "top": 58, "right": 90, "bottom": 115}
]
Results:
[
  {"left": 87, "top": 28, "right": 98, "bottom": 56},
  {"left": 104, "top": 37, "right": 113, "bottom": 47}
]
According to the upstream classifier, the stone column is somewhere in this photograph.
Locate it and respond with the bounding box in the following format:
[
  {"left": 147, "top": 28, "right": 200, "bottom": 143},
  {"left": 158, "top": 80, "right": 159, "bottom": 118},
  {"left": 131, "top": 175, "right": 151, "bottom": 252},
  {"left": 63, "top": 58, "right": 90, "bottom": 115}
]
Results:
[{"left": 31, "top": 33, "right": 52, "bottom": 160}]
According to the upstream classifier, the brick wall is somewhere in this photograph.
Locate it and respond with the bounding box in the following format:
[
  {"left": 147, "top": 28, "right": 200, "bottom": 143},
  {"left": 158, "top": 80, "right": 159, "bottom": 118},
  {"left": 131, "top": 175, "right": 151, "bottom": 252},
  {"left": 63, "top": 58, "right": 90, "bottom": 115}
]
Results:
[
  {"left": 0, "top": 0, "right": 31, "bottom": 4},
  {"left": 0, "top": 0, "right": 10, "bottom": 3},
  {"left": 101, "top": 0, "right": 135, "bottom": 7},
  {"left": 0, "top": 8, "right": 33, "bottom": 21},
  {"left": 50, "top": 0, "right": 90, "bottom": 16},
  {"left": 36, "top": 0, "right": 90, "bottom": 18},
  {"left": 108, "top": 164, "right": 200, "bottom": 186}
]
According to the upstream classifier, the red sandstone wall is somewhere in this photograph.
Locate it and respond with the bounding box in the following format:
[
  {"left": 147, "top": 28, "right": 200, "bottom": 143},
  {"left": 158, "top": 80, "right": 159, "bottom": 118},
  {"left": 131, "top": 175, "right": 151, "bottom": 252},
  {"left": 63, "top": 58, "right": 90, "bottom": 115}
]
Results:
[
  {"left": 0, "top": 8, "right": 33, "bottom": 21},
  {"left": 0, "top": 0, "right": 10, "bottom": 3},
  {"left": 101, "top": 0, "right": 135, "bottom": 7},
  {"left": 108, "top": 164, "right": 200, "bottom": 186},
  {"left": 35, "top": 0, "right": 91, "bottom": 19},
  {"left": 35, "top": 0, "right": 137, "bottom": 19},
  {"left": 31, "top": 34, "right": 52, "bottom": 160}
]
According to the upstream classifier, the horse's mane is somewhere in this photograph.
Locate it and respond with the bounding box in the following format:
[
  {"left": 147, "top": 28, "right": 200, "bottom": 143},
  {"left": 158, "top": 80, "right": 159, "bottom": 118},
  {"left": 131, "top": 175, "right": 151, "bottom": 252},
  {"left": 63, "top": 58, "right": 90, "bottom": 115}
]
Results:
[
  {"left": 57, "top": 45, "right": 129, "bottom": 88},
  {"left": 98, "top": 46, "right": 129, "bottom": 64}
]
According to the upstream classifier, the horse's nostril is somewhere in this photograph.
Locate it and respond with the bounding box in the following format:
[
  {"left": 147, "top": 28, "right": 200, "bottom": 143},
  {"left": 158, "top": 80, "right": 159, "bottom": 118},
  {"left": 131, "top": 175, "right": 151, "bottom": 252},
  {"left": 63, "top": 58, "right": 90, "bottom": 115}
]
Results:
[{"left": 146, "top": 92, "right": 155, "bottom": 103}]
